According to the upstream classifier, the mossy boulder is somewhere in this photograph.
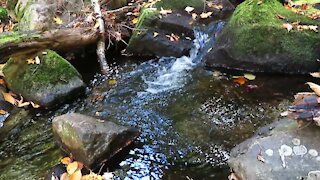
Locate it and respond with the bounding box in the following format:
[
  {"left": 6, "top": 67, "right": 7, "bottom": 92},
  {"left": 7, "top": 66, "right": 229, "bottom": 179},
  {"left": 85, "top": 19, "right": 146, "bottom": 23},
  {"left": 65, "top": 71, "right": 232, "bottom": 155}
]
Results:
[
  {"left": 0, "top": 7, "right": 9, "bottom": 21},
  {"left": 127, "top": 0, "right": 234, "bottom": 57},
  {"left": 204, "top": 0, "right": 320, "bottom": 74},
  {"left": 52, "top": 113, "right": 140, "bottom": 167},
  {"left": 3, "top": 50, "right": 85, "bottom": 107}
]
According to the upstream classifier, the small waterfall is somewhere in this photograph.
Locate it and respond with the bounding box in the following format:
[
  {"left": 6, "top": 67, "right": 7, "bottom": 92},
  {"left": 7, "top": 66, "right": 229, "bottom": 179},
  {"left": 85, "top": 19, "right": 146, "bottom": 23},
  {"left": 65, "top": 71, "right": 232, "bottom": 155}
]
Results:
[{"left": 143, "top": 21, "right": 225, "bottom": 94}]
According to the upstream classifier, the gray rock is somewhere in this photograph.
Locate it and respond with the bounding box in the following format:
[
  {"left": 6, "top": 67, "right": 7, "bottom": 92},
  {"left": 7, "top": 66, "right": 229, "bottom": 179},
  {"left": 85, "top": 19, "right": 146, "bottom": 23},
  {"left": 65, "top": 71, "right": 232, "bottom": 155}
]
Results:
[
  {"left": 228, "top": 118, "right": 320, "bottom": 180},
  {"left": 52, "top": 113, "right": 140, "bottom": 167},
  {"left": 3, "top": 50, "right": 85, "bottom": 107}
]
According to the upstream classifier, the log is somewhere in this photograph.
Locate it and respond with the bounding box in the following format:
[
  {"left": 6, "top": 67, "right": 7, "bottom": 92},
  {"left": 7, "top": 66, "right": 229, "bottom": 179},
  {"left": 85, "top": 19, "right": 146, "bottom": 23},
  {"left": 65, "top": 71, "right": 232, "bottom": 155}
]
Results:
[{"left": 0, "top": 27, "right": 99, "bottom": 63}]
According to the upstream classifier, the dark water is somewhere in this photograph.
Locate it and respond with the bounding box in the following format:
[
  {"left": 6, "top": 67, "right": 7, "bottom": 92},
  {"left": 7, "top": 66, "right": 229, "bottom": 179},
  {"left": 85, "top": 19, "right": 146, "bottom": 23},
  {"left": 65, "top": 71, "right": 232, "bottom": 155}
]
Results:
[{"left": 0, "top": 21, "right": 313, "bottom": 180}]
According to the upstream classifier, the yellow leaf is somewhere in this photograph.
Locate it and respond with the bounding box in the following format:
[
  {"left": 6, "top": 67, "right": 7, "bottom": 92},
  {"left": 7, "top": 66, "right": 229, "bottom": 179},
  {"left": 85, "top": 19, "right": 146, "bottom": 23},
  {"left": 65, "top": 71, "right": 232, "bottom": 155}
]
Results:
[
  {"left": 306, "top": 82, "right": 320, "bottom": 97},
  {"left": 108, "top": 79, "right": 117, "bottom": 86},
  {"left": 131, "top": 18, "right": 138, "bottom": 25},
  {"left": 200, "top": 11, "right": 213, "bottom": 19},
  {"left": 54, "top": 17, "right": 63, "bottom": 25},
  {"left": 2, "top": 92, "right": 16, "bottom": 105},
  {"left": 70, "top": 169, "right": 82, "bottom": 180},
  {"left": 61, "top": 157, "right": 72, "bottom": 165},
  {"left": 67, "top": 162, "right": 78, "bottom": 175},
  {"left": 0, "top": 109, "right": 8, "bottom": 115},
  {"left": 26, "top": 58, "right": 36, "bottom": 65},
  {"left": 244, "top": 73, "right": 256, "bottom": 80}
]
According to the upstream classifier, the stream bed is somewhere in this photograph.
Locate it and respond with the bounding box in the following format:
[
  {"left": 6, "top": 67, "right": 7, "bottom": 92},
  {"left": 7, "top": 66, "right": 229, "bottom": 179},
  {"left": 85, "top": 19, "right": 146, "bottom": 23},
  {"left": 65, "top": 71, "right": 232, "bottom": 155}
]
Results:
[{"left": 0, "top": 21, "right": 312, "bottom": 180}]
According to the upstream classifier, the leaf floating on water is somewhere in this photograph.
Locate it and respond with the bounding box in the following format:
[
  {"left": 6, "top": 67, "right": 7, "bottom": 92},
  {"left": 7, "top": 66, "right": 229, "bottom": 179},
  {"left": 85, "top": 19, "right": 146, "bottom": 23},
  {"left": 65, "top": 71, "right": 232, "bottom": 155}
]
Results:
[
  {"left": 244, "top": 73, "right": 256, "bottom": 80},
  {"left": 200, "top": 11, "right": 213, "bottom": 19},
  {"left": 31, "top": 102, "right": 40, "bottom": 108},
  {"left": 191, "top": 13, "right": 198, "bottom": 20},
  {"left": 67, "top": 162, "right": 78, "bottom": 175},
  {"left": 306, "top": 82, "right": 320, "bottom": 97},
  {"left": 159, "top": 8, "right": 172, "bottom": 15},
  {"left": 153, "top": 32, "right": 159, "bottom": 37},
  {"left": 185, "top": 6, "right": 194, "bottom": 13},
  {"left": 82, "top": 171, "right": 103, "bottom": 180}
]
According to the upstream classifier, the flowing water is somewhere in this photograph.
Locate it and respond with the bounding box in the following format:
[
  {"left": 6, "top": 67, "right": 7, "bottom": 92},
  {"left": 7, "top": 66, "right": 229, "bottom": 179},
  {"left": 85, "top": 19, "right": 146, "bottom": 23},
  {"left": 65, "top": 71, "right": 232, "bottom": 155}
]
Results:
[{"left": 0, "top": 21, "right": 311, "bottom": 179}]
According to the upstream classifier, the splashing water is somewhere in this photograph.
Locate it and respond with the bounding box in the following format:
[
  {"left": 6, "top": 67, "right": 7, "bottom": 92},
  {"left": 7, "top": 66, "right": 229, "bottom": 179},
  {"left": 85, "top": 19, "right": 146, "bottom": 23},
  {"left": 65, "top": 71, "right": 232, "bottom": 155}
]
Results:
[{"left": 143, "top": 21, "right": 225, "bottom": 94}]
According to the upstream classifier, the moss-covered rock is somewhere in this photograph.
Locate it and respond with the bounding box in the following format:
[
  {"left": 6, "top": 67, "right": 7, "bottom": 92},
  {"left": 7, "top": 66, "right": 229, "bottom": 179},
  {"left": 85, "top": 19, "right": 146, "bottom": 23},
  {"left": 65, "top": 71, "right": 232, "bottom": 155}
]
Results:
[
  {"left": 205, "top": 0, "right": 320, "bottom": 73},
  {"left": 154, "top": 0, "right": 204, "bottom": 10},
  {"left": 3, "top": 50, "right": 85, "bottom": 107},
  {"left": 0, "top": 7, "right": 9, "bottom": 21}
]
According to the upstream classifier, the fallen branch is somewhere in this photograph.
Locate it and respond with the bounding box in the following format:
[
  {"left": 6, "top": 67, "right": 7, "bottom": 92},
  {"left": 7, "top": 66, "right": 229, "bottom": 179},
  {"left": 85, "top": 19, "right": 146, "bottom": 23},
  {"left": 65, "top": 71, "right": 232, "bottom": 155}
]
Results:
[
  {"left": 0, "top": 27, "right": 99, "bottom": 62},
  {"left": 92, "top": 0, "right": 109, "bottom": 74}
]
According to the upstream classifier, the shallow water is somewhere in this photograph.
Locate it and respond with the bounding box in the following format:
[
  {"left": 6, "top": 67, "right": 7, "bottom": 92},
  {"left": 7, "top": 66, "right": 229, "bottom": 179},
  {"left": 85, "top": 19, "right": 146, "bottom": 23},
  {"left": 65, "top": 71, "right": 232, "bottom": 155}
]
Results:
[{"left": 0, "top": 21, "right": 312, "bottom": 179}]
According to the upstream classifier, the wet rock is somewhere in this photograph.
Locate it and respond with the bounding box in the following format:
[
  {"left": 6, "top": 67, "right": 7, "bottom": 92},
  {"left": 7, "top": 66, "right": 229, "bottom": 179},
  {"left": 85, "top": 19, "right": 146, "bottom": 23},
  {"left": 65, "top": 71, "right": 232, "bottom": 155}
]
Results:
[
  {"left": 0, "top": 109, "right": 29, "bottom": 139},
  {"left": 126, "top": 0, "right": 234, "bottom": 57},
  {"left": 3, "top": 50, "right": 85, "bottom": 107},
  {"left": 228, "top": 118, "right": 320, "bottom": 179},
  {"left": 52, "top": 113, "right": 140, "bottom": 167},
  {"left": 205, "top": 0, "right": 320, "bottom": 74}
]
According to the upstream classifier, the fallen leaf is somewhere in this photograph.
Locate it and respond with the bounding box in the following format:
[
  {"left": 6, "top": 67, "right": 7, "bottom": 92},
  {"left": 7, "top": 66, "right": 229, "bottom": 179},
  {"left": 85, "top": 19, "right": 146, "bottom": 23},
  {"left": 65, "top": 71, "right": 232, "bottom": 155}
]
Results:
[
  {"left": 17, "top": 96, "right": 30, "bottom": 107},
  {"left": 282, "top": 23, "right": 293, "bottom": 32},
  {"left": 2, "top": 92, "right": 16, "bottom": 105},
  {"left": 26, "top": 58, "right": 36, "bottom": 65},
  {"left": 67, "top": 161, "right": 78, "bottom": 175},
  {"left": 191, "top": 13, "right": 198, "bottom": 20},
  {"left": 257, "top": 153, "right": 265, "bottom": 163},
  {"left": 70, "top": 169, "right": 82, "bottom": 180},
  {"left": 35, "top": 56, "right": 41, "bottom": 64},
  {"left": 60, "top": 172, "right": 69, "bottom": 180},
  {"left": 102, "top": 172, "right": 114, "bottom": 180},
  {"left": 185, "top": 6, "right": 194, "bottom": 13},
  {"left": 275, "top": 14, "right": 285, "bottom": 19},
  {"left": 200, "top": 11, "right": 213, "bottom": 19},
  {"left": 306, "top": 82, "right": 320, "bottom": 97},
  {"left": 233, "top": 77, "right": 247, "bottom": 85},
  {"left": 30, "top": 102, "right": 40, "bottom": 108},
  {"left": 207, "top": 2, "right": 223, "bottom": 9},
  {"left": 228, "top": 173, "right": 239, "bottom": 180},
  {"left": 54, "top": 17, "right": 63, "bottom": 25},
  {"left": 301, "top": 4, "right": 308, "bottom": 10},
  {"left": 0, "top": 79, "right": 6, "bottom": 86},
  {"left": 61, "top": 157, "right": 72, "bottom": 165},
  {"left": 108, "top": 79, "right": 117, "bottom": 86},
  {"left": 310, "top": 72, "right": 320, "bottom": 78},
  {"left": 244, "top": 73, "right": 256, "bottom": 80},
  {"left": 153, "top": 32, "right": 159, "bottom": 37},
  {"left": 159, "top": 8, "right": 172, "bottom": 15},
  {"left": 131, "top": 18, "right": 138, "bottom": 24},
  {"left": 166, "top": 33, "right": 180, "bottom": 41},
  {"left": 82, "top": 171, "right": 103, "bottom": 180},
  {"left": 0, "top": 109, "right": 8, "bottom": 115}
]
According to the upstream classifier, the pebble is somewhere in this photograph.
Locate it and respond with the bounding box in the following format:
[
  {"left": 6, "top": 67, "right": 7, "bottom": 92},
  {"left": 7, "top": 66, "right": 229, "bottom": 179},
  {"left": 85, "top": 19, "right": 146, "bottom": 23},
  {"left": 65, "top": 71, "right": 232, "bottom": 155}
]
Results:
[
  {"left": 265, "top": 149, "right": 274, "bottom": 156},
  {"left": 309, "top": 149, "right": 319, "bottom": 157}
]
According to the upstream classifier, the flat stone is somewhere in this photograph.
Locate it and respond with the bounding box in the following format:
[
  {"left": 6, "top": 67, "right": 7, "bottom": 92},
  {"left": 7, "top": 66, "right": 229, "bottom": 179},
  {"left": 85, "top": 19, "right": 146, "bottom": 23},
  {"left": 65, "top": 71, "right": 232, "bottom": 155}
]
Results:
[
  {"left": 229, "top": 118, "right": 320, "bottom": 180},
  {"left": 52, "top": 113, "right": 140, "bottom": 167}
]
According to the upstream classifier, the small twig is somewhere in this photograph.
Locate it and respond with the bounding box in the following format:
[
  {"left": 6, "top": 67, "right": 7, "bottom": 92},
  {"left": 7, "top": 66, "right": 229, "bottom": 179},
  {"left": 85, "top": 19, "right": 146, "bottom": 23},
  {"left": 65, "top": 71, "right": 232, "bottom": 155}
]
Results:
[
  {"left": 105, "top": 5, "right": 135, "bottom": 13},
  {"left": 92, "top": 0, "right": 109, "bottom": 74}
]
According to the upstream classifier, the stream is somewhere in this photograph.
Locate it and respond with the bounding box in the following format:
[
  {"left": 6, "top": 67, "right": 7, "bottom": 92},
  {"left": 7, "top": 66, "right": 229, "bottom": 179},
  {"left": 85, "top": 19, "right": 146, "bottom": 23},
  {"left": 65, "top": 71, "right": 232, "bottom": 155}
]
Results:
[{"left": 0, "top": 20, "right": 311, "bottom": 179}]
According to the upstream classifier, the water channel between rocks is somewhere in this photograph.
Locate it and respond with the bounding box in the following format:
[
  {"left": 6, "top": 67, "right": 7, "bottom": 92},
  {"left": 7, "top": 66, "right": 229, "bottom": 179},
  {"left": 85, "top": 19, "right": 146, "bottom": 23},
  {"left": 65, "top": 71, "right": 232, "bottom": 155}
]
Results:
[{"left": 0, "top": 21, "right": 312, "bottom": 180}]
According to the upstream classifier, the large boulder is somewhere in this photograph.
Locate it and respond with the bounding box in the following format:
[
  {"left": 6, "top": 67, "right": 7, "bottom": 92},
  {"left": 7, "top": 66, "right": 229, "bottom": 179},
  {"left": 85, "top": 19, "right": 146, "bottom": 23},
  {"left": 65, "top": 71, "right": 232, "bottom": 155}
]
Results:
[
  {"left": 126, "top": 0, "right": 234, "bottom": 57},
  {"left": 3, "top": 50, "right": 85, "bottom": 107},
  {"left": 52, "top": 113, "right": 140, "bottom": 167},
  {"left": 229, "top": 118, "right": 320, "bottom": 179},
  {"left": 205, "top": 0, "right": 320, "bottom": 74}
]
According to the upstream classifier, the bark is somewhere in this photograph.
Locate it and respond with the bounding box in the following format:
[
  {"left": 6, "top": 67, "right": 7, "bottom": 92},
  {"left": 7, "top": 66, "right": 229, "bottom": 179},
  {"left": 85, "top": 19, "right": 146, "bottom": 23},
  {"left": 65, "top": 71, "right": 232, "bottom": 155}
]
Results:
[{"left": 0, "top": 27, "right": 99, "bottom": 63}]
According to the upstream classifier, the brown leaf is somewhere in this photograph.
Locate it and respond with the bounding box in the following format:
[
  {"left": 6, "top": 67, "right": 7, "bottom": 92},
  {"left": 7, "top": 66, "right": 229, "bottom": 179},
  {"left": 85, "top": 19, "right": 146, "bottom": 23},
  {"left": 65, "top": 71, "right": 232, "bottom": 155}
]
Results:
[
  {"left": 0, "top": 109, "right": 8, "bottom": 115},
  {"left": 233, "top": 76, "right": 247, "bottom": 85},
  {"left": 67, "top": 162, "right": 78, "bottom": 175},
  {"left": 306, "top": 82, "right": 320, "bottom": 97}
]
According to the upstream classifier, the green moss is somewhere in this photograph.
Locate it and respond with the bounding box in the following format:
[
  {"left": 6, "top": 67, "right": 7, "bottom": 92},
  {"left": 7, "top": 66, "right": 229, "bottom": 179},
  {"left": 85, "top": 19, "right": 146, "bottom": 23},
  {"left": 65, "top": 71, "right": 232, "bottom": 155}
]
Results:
[
  {"left": 0, "top": 31, "right": 38, "bottom": 45},
  {"left": 3, "top": 50, "right": 81, "bottom": 97},
  {"left": 6, "top": 0, "right": 18, "bottom": 11},
  {"left": 0, "top": 7, "right": 8, "bottom": 21},
  {"left": 127, "top": 8, "right": 159, "bottom": 49},
  {"left": 155, "top": 0, "right": 204, "bottom": 10},
  {"left": 219, "top": 0, "right": 320, "bottom": 66}
]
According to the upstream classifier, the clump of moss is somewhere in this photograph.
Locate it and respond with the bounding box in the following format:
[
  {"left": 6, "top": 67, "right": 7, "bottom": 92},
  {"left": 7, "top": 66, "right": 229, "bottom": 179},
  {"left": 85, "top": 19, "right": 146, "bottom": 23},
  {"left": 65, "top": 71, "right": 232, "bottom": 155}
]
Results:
[
  {"left": 3, "top": 50, "right": 81, "bottom": 98},
  {"left": 218, "top": 0, "right": 320, "bottom": 66},
  {"left": 0, "top": 7, "right": 8, "bottom": 21}
]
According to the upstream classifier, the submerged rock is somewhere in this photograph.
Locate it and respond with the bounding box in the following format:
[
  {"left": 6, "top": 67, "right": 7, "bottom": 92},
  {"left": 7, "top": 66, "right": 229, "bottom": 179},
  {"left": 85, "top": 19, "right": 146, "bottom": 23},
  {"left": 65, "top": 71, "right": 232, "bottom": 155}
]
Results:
[
  {"left": 126, "top": 0, "right": 234, "bottom": 57},
  {"left": 228, "top": 118, "right": 320, "bottom": 179},
  {"left": 205, "top": 0, "right": 320, "bottom": 74},
  {"left": 52, "top": 113, "right": 140, "bottom": 167},
  {"left": 3, "top": 50, "right": 85, "bottom": 107}
]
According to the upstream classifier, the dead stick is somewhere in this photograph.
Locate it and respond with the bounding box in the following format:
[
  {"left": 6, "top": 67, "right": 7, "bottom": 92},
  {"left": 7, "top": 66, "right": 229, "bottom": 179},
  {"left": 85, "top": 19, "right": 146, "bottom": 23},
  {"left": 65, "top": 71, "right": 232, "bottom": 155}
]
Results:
[{"left": 92, "top": 0, "right": 109, "bottom": 74}]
